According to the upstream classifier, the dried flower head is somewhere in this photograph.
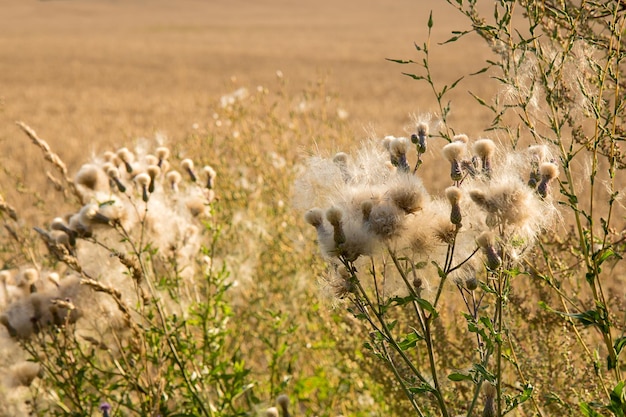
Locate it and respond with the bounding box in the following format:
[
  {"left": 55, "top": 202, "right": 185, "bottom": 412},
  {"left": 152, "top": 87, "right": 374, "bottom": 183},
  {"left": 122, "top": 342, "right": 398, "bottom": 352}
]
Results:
[
  {"left": 116, "top": 147, "right": 135, "bottom": 173},
  {"left": 181, "top": 158, "right": 197, "bottom": 182},
  {"left": 445, "top": 186, "right": 463, "bottom": 226},
  {"left": 203, "top": 165, "right": 217, "bottom": 189},
  {"left": 537, "top": 162, "right": 559, "bottom": 198},
  {"left": 442, "top": 141, "right": 466, "bottom": 181},
  {"left": 166, "top": 170, "right": 182, "bottom": 192}
]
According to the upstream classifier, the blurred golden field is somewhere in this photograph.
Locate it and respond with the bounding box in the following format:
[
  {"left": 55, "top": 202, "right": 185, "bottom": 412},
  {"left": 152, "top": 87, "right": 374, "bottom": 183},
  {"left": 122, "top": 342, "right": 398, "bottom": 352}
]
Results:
[
  {"left": 0, "top": 0, "right": 495, "bottom": 176},
  {"left": 2, "top": 1, "right": 625, "bottom": 416}
]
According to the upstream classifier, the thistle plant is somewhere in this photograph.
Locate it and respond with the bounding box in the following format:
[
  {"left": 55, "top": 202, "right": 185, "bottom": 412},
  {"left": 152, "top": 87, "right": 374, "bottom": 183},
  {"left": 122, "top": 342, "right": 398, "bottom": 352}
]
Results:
[
  {"left": 296, "top": 130, "right": 558, "bottom": 415},
  {"left": 0, "top": 124, "right": 253, "bottom": 416}
]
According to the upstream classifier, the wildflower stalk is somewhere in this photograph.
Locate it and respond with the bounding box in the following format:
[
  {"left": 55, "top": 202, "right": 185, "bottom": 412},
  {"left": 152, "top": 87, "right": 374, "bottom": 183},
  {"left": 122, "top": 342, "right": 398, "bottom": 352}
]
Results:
[
  {"left": 344, "top": 257, "right": 448, "bottom": 417},
  {"left": 385, "top": 250, "right": 450, "bottom": 417}
]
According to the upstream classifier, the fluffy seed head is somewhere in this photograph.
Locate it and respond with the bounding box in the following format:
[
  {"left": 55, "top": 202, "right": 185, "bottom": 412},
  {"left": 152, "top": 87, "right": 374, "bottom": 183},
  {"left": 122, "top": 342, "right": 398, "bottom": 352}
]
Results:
[
  {"left": 390, "top": 137, "right": 410, "bottom": 157},
  {"left": 417, "top": 122, "right": 428, "bottom": 137},
  {"left": 106, "top": 166, "right": 121, "bottom": 179},
  {"left": 304, "top": 208, "right": 324, "bottom": 228},
  {"left": 181, "top": 158, "right": 194, "bottom": 171},
  {"left": 473, "top": 139, "right": 496, "bottom": 158},
  {"left": 445, "top": 186, "right": 462, "bottom": 204},
  {"left": 75, "top": 164, "right": 102, "bottom": 190},
  {"left": 452, "top": 134, "right": 469, "bottom": 143},
  {"left": 333, "top": 152, "right": 348, "bottom": 165},
  {"left": 147, "top": 165, "right": 160, "bottom": 180},
  {"left": 326, "top": 206, "right": 343, "bottom": 226},
  {"left": 167, "top": 170, "right": 182, "bottom": 191},
  {"left": 204, "top": 165, "right": 217, "bottom": 189},
  {"left": 9, "top": 362, "right": 41, "bottom": 387},
  {"left": 368, "top": 202, "right": 403, "bottom": 238},
  {"left": 134, "top": 173, "right": 150, "bottom": 187},
  {"left": 476, "top": 231, "right": 495, "bottom": 249},
  {"left": 116, "top": 147, "right": 134, "bottom": 163},
  {"left": 388, "top": 182, "right": 424, "bottom": 214},
  {"left": 442, "top": 141, "right": 466, "bottom": 161},
  {"left": 156, "top": 146, "right": 170, "bottom": 161},
  {"left": 528, "top": 145, "right": 547, "bottom": 161},
  {"left": 539, "top": 162, "right": 559, "bottom": 180}
]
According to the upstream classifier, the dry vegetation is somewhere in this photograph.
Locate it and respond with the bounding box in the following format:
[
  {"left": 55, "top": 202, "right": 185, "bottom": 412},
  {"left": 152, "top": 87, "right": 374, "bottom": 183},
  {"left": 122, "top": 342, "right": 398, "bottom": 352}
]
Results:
[{"left": 0, "top": 1, "right": 625, "bottom": 416}]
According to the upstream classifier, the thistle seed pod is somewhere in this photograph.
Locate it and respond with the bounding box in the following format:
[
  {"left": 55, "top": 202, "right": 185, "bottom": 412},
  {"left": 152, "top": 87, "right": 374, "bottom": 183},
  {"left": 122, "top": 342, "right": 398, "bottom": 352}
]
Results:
[
  {"left": 442, "top": 141, "right": 466, "bottom": 182},
  {"left": 134, "top": 173, "right": 151, "bottom": 202},
  {"left": 106, "top": 166, "right": 127, "bottom": 193},
  {"left": 147, "top": 165, "right": 161, "bottom": 193},
  {"left": 166, "top": 170, "right": 182, "bottom": 192},
  {"left": 473, "top": 138, "right": 496, "bottom": 177},
  {"left": 537, "top": 162, "right": 559, "bottom": 198},
  {"left": 333, "top": 152, "right": 351, "bottom": 182},
  {"left": 203, "top": 165, "right": 217, "bottom": 189},
  {"left": 116, "top": 147, "right": 135, "bottom": 173},
  {"left": 477, "top": 231, "right": 501, "bottom": 271},
  {"left": 445, "top": 186, "right": 463, "bottom": 226},
  {"left": 156, "top": 146, "right": 170, "bottom": 168},
  {"left": 181, "top": 158, "right": 197, "bottom": 182},
  {"left": 326, "top": 206, "right": 346, "bottom": 247}
]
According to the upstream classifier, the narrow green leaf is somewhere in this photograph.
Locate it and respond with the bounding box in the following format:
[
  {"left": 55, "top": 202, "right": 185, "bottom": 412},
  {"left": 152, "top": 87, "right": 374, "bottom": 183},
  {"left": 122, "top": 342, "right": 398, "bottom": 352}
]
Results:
[
  {"left": 448, "top": 372, "right": 473, "bottom": 381},
  {"left": 427, "top": 11, "right": 433, "bottom": 29}
]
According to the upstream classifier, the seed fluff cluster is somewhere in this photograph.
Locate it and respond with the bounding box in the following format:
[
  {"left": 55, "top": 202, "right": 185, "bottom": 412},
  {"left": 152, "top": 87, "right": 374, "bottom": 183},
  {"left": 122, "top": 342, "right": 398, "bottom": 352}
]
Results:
[
  {"left": 0, "top": 140, "right": 218, "bottom": 403},
  {"left": 295, "top": 124, "right": 559, "bottom": 301}
]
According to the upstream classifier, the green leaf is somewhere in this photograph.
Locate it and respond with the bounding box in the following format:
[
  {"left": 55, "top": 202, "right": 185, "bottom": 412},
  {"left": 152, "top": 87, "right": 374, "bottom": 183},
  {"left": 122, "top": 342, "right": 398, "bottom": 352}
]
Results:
[
  {"left": 615, "top": 337, "right": 626, "bottom": 357},
  {"left": 398, "top": 331, "right": 422, "bottom": 351},
  {"left": 427, "top": 11, "right": 433, "bottom": 29},
  {"left": 402, "top": 72, "right": 425, "bottom": 81},
  {"left": 579, "top": 402, "right": 603, "bottom": 417},
  {"left": 408, "top": 383, "right": 435, "bottom": 394},
  {"left": 415, "top": 297, "right": 439, "bottom": 318},
  {"left": 448, "top": 371, "right": 473, "bottom": 381},
  {"left": 386, "top": 58, "right": 415, "bottom": 64}
]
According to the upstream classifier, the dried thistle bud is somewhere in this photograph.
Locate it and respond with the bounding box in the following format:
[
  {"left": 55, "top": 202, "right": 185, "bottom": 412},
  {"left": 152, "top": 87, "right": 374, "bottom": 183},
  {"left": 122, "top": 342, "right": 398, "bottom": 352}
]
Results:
[
  {"left": 304, "top": 208, "right": 324, "bottom": 228},
  {"left": 326, "top": 206, "right": 346, "bottom": 247},
  {"left": 465, "top": 276, "right": 478, "bottom": 291},
  {"left": 203, "top": 165, "right": 217, "bottom": 189},
  {"left": 156, "top": 146, "right": 170, "bottom": 167},
  {"left": 445, "top": 186, "right": 463, "bottom": 226},
  {"left": 106, "top": 166, "right": 126, "bottom": 192},
  {"left": 277, "top": 394, "right": 290, "bottom": 417},
  {"left": 413, "top": 277, "right": 423, "bottom": 292},
  {"left": 166, "top": 170, "right": 182, "bottom": 192},
  {"left": 442, "top": 142, "right": 466, "bottom": 181},
  {"left": 333, "top": 152, "right": 351, "bottom": 182},
  {"left": 116, "top": 147, "right": 135, "bottom": 173},
  {"left": 146, "top": 165, "right": 161, "bottom": 193},
  {"left": 473, "top": 138, "right": 496, "bottom": 177},
  {"left": 477, "top": 231, "right": 501, "bottom": 271},
  {"left": 181, "top": 158, "right": 197, "bottom": 182},
  {"left": 389, "top": 137, "right": 410, "bottom": 172},
  {"left": 75, "top": 164, "right": 104, "bottom": 191},
  {"left": 537, "top": 162, "right": 559, "bottom": 198},
  {"left": 134, "top": 173, "right": 151, "bottom": 202}
]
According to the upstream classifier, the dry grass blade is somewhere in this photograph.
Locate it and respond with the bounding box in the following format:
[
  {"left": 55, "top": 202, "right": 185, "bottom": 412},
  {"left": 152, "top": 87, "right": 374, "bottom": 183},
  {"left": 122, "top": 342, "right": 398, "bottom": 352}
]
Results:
[
  {"left": 0, "top": 194, "right": 18, "bottom": 221},
  {"left": 15, "top": 121, "right": 80, "bottom": 201}
]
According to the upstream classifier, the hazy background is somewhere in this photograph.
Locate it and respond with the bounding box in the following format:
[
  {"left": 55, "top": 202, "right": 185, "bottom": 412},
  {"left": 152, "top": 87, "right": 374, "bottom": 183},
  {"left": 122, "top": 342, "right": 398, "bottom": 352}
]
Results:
[{"left": 0, "top": 0, "right": 495, "bottom": 160}]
